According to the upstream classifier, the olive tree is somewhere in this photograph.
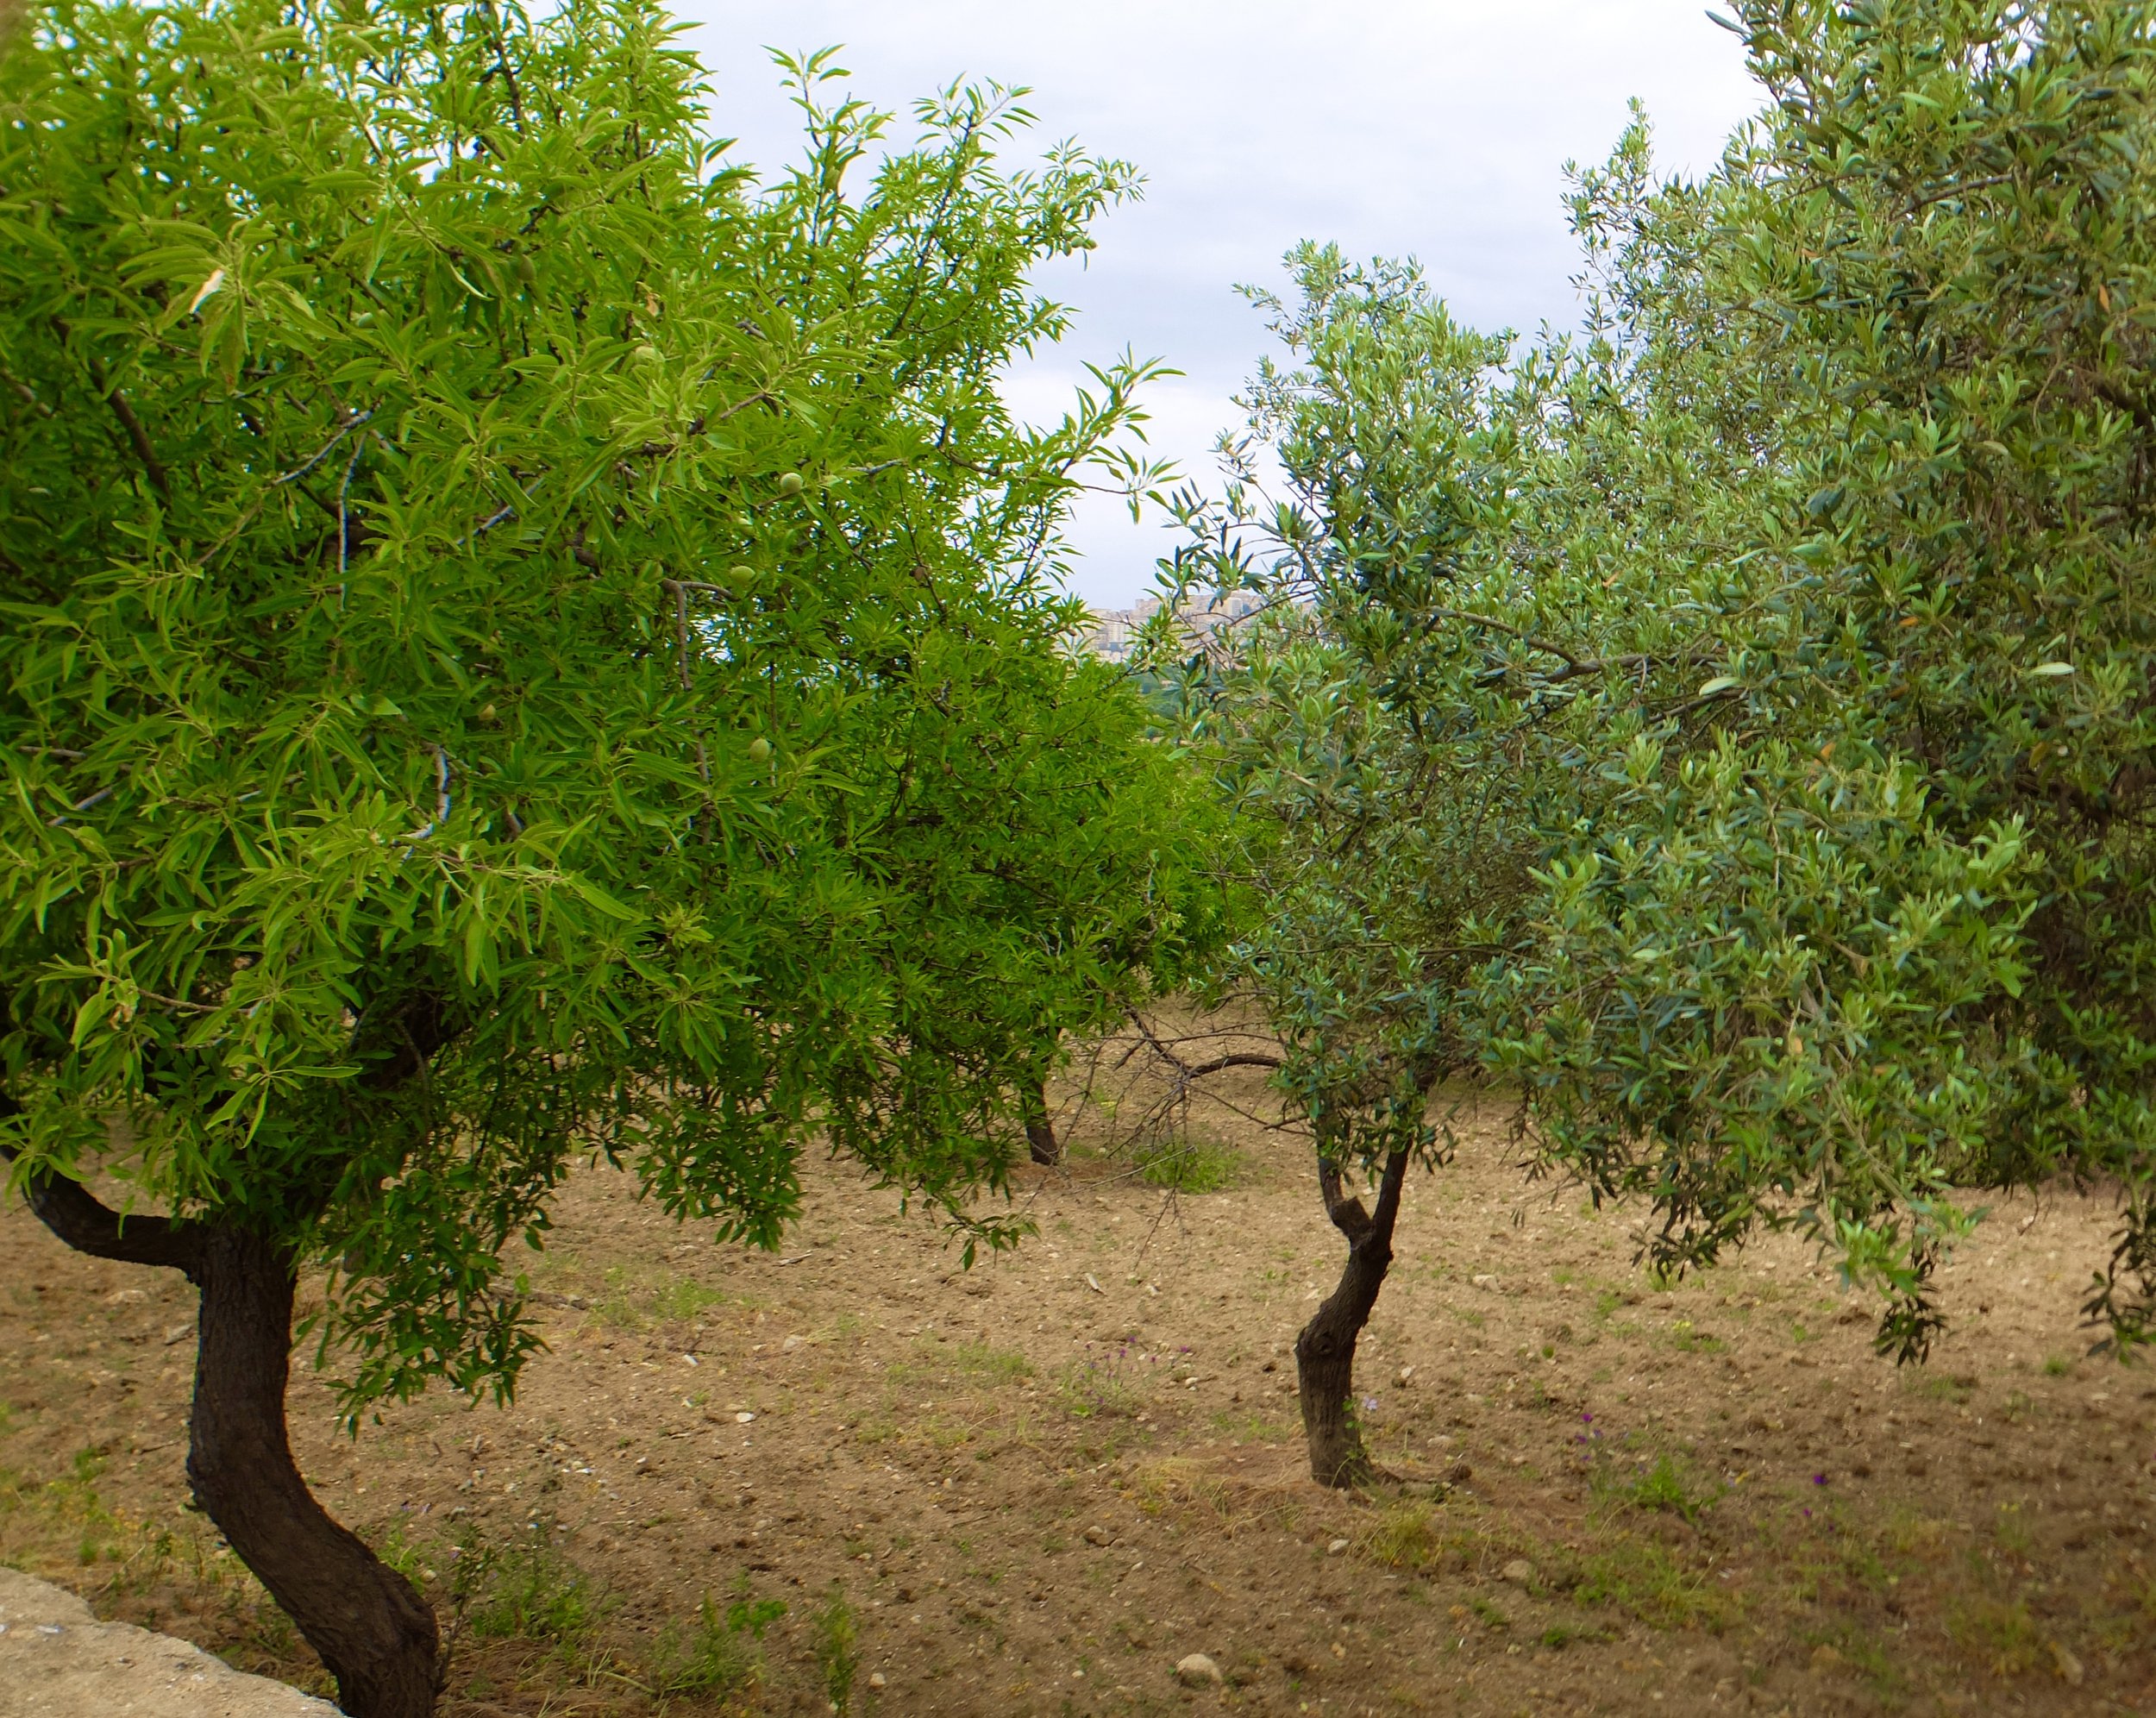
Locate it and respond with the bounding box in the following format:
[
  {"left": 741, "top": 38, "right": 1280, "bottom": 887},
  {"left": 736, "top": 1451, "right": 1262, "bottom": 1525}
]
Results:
[
  {"left": 0, "top": 2, "right": 1220, "bottom": 1711},
  {"left": 1157, "top": 248, "right": 1646, "bottom": 1486},
  {"left": 1488, "top": 0, "right": 2156, "bottom": 1355},
  {"left": 1173, "top": 0, "right": 2156, "bottom": 1495}
]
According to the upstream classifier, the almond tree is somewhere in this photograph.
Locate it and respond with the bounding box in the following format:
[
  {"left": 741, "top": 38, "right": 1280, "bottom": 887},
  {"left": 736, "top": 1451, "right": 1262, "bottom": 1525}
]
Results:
[{"left": 0, "top": 2, "right": 1221, "bottom": 1711}]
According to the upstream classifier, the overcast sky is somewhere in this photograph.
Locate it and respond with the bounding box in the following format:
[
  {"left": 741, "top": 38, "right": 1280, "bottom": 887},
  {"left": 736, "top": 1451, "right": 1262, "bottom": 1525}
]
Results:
[{"left": 672, "top": 2, "right": 1764, "bottom": 606}]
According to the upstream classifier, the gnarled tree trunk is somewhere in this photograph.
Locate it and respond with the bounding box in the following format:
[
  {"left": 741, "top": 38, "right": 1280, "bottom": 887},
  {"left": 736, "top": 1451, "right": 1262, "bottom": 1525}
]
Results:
[
  {"left": 1295, "top": 1147, "right": 1409, "bottom": 1488},
  {"left": 188, "top": 1226, "right": 441, "bottom": 1718},
  {"left": 7, "top": 1151, "right": 442, "bottom": 1718}
]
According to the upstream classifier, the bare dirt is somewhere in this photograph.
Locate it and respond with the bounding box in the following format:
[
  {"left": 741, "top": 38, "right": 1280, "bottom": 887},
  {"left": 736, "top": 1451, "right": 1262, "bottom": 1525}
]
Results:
[{"left": 4, "top": 1031, "right": 2156, "bottom": 1717}]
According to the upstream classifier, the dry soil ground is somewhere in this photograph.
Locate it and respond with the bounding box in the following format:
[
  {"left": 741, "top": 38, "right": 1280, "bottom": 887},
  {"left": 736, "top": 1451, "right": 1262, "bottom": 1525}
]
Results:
[{"left": 4, "top": 1028, "right": 2156, "bottom": 1717}]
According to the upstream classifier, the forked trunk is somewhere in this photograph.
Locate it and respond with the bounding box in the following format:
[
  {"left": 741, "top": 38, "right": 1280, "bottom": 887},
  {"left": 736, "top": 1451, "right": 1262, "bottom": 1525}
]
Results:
[
  {"left": 188, "top": 1226, "right": 442, "bottom": 1718},
  {"left": 1024, "top": 1074, "right": 1060, "bottom": 1166},
  {"left": 1295, "top": 1148, "right": 1409, "bottom": 1488},
  {"left": 4, "top": 1145, "right": 442, "bottom": 1718}
]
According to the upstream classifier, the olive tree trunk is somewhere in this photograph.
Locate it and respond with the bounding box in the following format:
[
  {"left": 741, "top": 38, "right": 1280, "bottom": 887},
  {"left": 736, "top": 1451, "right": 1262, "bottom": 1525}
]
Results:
[
  {"left": 1294, "top": 1147, "right": 1410, "bottom": 1488},
  {"left": 10, "top": 1159, "right": 442, "bottom": 1718},
  {"left": 1023, "top": 1073, "right": 1060, "bottom": 1166}
]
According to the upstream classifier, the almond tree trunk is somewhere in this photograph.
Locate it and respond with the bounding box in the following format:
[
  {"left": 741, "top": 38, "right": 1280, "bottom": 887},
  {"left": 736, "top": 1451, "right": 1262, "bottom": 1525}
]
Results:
[
  {"left": 1295, "top": 1147, "right": 1410, "bottom": 1488},
  {"left": 8, "top": 1151, "right": 442, "bottom": 1717},
  {"left": 188, "top": 1226, "right": 442, "bottom": 1718}
]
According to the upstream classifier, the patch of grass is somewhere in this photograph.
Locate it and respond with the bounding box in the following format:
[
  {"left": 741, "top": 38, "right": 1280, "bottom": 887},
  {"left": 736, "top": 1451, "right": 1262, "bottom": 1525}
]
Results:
[
  {"left": 1590, "top": 1450, "right": 1718, "bottom": 1526},
  {"left": 453, "top": 1523, "right": 605, "bottom": 1649},
  {"left": 1804, "top": 1625, "right": 1906, "bottom": 1698},
  {"left": 1134, "top": 1134, "right": 1244, "bottom": 1193},
  {"left": 2042, "top": 1353, "right": 2075, "bottom": 1377},
  {"left": 944, "top": 1341, "right": 1034, "bottom": 1384},
  {"left": 1467, "top": 1594, "right": 1509, "bottom": 1629},
  {"left": 812, "top": 1589, "right": 861, "bottom": 1715},
  {"left": 650, "top": 1276, "right": 728, "bottom": 1324},
  {"left": 571, "top": 1262, "right": 742, "bottom": 1330},
  {"left": 1357, "top": 1502, "right": 1439, "bottom": 1571},
  {"left": 1575, "top": 1539, "right": 1732, "bottom": 1632},
  {"left": 1131, "top": 1458, "right": 1235, "bottom": 1526},
  {"left": 370, "top": 1523, "right": 434, "bottom": 1589},
  {"left": 1056, "top": 1345, "right": 1148, "bottom": 1419},
  {"left": 1946, "top": 1594, "right": 2046, "bottom": 1677},
  {"left": 646, "top": 1586, "right": 786, "bottom": 1702},
  {"left": 1880, "top": 1506, "right": 1947, "bottom": 1558}
]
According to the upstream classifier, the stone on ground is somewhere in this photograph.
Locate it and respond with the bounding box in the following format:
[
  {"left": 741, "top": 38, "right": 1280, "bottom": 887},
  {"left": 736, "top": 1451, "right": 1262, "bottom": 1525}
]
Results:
[
  {"left": 0, "top": 1567, "right": 337, "bottom": 1717},
  {"left": 1175, "top": 1651, "right": 1223, "bottom": 1686}
]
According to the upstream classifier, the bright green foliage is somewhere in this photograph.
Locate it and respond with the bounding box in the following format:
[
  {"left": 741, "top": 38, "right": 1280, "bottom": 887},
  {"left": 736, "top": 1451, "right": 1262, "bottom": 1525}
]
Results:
[
  {"left": 0, "top": 0, "right": 1222, "bottom": 1413},
  {"left": 1173, "top": 0, "right": 2156, "bottom": 1353}
]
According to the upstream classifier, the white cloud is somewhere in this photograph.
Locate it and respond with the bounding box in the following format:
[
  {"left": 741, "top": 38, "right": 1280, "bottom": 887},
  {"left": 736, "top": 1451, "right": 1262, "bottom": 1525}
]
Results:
[{"left": 674, "top": 0, "right": 1762, "bottom": 604}]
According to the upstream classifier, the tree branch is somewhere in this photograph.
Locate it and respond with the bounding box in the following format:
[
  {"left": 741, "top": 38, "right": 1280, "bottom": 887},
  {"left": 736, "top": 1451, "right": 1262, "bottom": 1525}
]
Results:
[
  {"left": 0, "top": 1123, "right": 204, "bottom": 1275},
  {"left": 1430, "top": 606, "right": 1651, "bottom": 682},
  {"left": 68, "top": 339, "right": 173, "bottom": 503},
  {"left": 1315, "top": 1154, "right": 1373, "bottom": 1246}
]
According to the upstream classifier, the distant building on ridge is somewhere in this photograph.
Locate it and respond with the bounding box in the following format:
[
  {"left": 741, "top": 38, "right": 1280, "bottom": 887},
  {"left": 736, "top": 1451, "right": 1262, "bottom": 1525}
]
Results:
[{"left": 1079, "top": 589, "right": 1263, "bottom": 665}]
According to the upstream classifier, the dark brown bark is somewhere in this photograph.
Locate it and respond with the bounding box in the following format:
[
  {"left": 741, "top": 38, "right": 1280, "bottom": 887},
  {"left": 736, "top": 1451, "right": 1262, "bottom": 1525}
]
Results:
[
  {"left": 4, "top": 1128, "right": 442, "bottom": 1717},
  {"left": 1024, "top": 1074, "right": 1059, "bottom": 1166},
  {"left": 1295, "top": 1147, "right": 1410, "bottom": 1489},
  {"left": 187, "top": 1226, "right": 442, "bottom": 1718}
]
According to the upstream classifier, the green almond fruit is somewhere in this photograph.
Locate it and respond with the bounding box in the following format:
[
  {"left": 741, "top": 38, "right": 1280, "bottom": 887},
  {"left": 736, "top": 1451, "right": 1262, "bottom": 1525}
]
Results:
[
  {"left": 748, "top": 737, "right": 772, "bottom": 763},
  {"left": 776, "top": 471, "right": 805, "bottom": 497}
]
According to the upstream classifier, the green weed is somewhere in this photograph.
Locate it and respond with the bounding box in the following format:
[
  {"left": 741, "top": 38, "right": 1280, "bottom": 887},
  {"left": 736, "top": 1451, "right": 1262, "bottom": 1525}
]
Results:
[
  {"left": 1575, "top": 1539, "right": 1731, "bottom": 1632},
  {"left": 1134, "top": 1134, "right": 1244, "bottom": 1193},
  {"left": 646, "top": 1587, "right": 786, "bottom": 1701},
  {"left": 944, "top": 1341, "right": 1034, "bottom": 1383},
  {"left": 650, "top": 1277, "right": 728, "bottom": 1324},
  {"left": 454, "top": 1523, "right": 603, "bottom": 1648},
  {"left": 1056, "top": 1344, "right": 1147, "bottom": 1419},
  {"left": 1357, "top": 1502, "right": 1439, "bottom": 1570},
  {"left": 812, "top": 1589, "right": 861, "bottom": 1714},
  {"left": 1590, "top": 1450, "right": 1718, "bottom": 1526},
  {"left": 1947, "top": 1595, "right": 2046, "bottom": 1677}
]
